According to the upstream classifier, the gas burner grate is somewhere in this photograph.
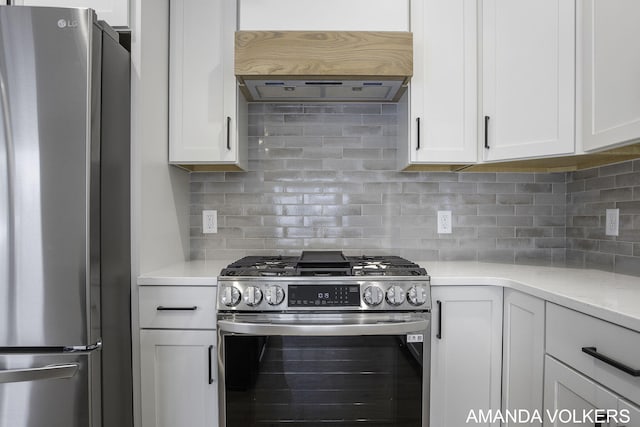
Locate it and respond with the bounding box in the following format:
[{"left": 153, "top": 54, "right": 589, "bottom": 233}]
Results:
[
  {"left": 348, "top": 255, "right": 427, "bottom": 276},
  {"left": 220, "top": 253, "right": 428, "bottom": 277}
]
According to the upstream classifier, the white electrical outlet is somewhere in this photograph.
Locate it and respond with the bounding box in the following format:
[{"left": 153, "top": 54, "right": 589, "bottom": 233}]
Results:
[
  {"left": 605, "top": 209, "right": 619, "bottom": 236},
  {"left": 202, "top": 210, "right": 217, "bottom": 234},
  {"left": 437, "top": 210, "right": 452, "bottom": 234}
]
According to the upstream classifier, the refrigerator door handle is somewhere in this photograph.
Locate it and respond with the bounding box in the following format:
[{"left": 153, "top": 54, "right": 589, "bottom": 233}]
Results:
[
  {"left": 0, "top": 338, "right": 102, "bottom": 355},
  {"left": 0, "top": 363, "right": 79, "bottom": 384},
  {"left": 1, "top": 69, "right": 17, "bottom": 309},
  {"left": 63, "top": 338, "right": 102, "bottom": 353}
]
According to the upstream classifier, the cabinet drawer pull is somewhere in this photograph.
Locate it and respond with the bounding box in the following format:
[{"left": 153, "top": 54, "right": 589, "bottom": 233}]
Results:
[
  {"left": 416, "top": 117, "right": 421, "bottom": 150},
  {"left": 156, "top": 306, "right": 198, "bottom": 311},
  {"left": 581, "top": 347, "right": 640, "bottom": 377},
  {"left": 595, "top": 412, "right": 607, "bottom": 427},
  {"left": 436, "top": 300, "right": 442, "bottom": 339},
  {"left": 484, "top": 116, "right": 490, "bottom": 149}
]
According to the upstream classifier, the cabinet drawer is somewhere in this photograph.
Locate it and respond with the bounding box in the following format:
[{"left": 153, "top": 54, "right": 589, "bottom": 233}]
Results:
[
  {"left": 546, "top": 303, "right": 640, "bottom": 405},
  {"left": 139, "top": 286, "right": 217, "bottom": 329}
]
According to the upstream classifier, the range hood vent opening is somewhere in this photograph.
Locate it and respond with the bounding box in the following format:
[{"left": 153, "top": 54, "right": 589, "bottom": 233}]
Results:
[
  {"left": 235, "top": 31, "right": 413, "bottom": 102},
  {"left": 246, "top": 79, "right": 401, "bottom": 102}
]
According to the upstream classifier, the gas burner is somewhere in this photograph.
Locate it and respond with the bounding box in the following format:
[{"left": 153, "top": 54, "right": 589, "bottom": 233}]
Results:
[
  {"left": 348, "top": 255, "right": 427, "bottom": 277},
  {"left": 220, "top": 255, "right": 299, "bottom": 277},
  {"left": 220, "top": 252, "right": 428, "bottom": 277}
]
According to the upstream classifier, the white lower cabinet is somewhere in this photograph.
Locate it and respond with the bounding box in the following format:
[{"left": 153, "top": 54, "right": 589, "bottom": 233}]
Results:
[
  {"left": 430, "top": 286, "right": 503, "bottom": 426},
  {"left": 502, "top": 289, "right": 545, "bottom": 427},
  {"left": 546, "top": 303, "right": 640, "bottom": 405},
  {"left": 619, "top": 400, "right": 640, "bottom": 427},
  {"left": 544, "top": 302, "right": 640, "bottom": 426},
  {"left": 139, "top": 285, "right": 218, "bottom": 427},
  {"left": 140, "top": 330, "right": 217, "bottom": 427},
  {"left": 544, "top": 355, "right": 640, "bottom": 427}
]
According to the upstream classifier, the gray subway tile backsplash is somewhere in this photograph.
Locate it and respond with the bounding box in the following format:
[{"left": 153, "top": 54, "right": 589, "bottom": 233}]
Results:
[
  {"left": 188, "top": 103, "right": 640, "bottom": 276},
  {"left": 567, "top": 157, "right": 640, "bottom": 275}
]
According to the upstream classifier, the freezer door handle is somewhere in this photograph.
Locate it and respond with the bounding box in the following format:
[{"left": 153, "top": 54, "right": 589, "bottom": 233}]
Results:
[
  {"left": 63, "top": 338, "right": 102, "bottom": 353},
  {"left": 0, "top": 363, "right": 79, "bottom": 384},
  {"left": 0, "top": 338, "right": 102, "bottom": 355}
]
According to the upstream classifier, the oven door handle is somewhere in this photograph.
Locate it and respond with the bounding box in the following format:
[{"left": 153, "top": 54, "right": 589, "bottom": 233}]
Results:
[{"left": 217, "top": 318, "right": 429, "bottom": 336}]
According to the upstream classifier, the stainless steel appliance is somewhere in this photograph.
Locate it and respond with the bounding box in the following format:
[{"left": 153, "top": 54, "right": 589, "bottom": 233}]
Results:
[
  {"left": 217, "top": 251, "right": 431, "bottom": 426},
  {"left": 0, "top": 6, "right": 132, "bottom": 427}
]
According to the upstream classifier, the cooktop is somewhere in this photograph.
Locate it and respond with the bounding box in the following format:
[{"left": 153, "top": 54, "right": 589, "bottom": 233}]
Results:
[{"left": 219, "top": 251, "right": 428, "bottom": 277}]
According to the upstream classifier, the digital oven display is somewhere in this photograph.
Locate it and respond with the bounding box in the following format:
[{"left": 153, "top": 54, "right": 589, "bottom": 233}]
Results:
[{"left": 288, "top": 285, "right": 360, "bottom": 307}]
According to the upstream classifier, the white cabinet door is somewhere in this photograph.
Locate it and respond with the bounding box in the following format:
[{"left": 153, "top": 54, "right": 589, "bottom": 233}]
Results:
[
  {"left": 579, "top": 0, "right": 640, "bottom": 152},
  {"left": 169, "top": 0, "right": 247, "bottom": 170},
  {"left": 430, "top": 286, "right": 503, "bottom": 426},
  {"left": 502, "top": 289, "right": 545, "bottom": 427},
  {"left": 543, "top": 356, "right": 618, "bottom": 427},
  {"left": 399, "top": 0, "right": 477, "bottom": 168},
  {"left": 140, "top": 330, "right": 217, "bottom": 427},
  {"left": 619, "top": 400, "right": 640, "bottom": 427},
  {"left": 482, "top": 0, "right": 575, "bottom": 161},
  {"left": 13, "top": 0, "right": 129, "bottom": 27}
]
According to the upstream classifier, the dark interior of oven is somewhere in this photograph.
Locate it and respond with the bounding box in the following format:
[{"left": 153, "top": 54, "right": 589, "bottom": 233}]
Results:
[{"left": 224, "top": 335, "right": 423, "bottom": 426}]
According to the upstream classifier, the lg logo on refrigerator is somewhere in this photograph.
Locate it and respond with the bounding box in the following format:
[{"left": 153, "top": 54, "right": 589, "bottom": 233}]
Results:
[{"left": 57, "top": 19, "right": 78, "bottom": 29}]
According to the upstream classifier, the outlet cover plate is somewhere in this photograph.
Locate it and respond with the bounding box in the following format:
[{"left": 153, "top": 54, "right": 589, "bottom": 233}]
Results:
[
  {"left": 437, "top": 210, "right": 452, "bottom": 234},
  {"left": 605, "top": 209, "right": 619, "bottom": 236},
  {"left": 202, "top": 210, "right": 217, "bottom": 234}
]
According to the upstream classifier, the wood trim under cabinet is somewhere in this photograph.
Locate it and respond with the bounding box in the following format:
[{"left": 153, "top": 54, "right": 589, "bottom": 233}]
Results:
[
  {"left": 172, "top": 164, "right": 246, "bottom": 172},
  {"left": 403, "top": 141, "right": 640, "bottom": 173}
]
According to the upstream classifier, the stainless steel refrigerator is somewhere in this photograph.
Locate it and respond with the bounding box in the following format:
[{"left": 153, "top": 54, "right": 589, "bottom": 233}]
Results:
[{"left": 0, "top": 6, "right": 132, "bottom": 427}]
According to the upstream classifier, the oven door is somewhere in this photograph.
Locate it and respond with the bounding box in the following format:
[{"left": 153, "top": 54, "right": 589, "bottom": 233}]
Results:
[{"left": 218, "top": 312, "right": 430, "bottom": 427}]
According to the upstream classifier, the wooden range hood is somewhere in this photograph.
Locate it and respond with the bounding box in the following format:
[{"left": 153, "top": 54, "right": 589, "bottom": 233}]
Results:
[{"left": 235, "top": 31, "right": 413, "bottom": 102}]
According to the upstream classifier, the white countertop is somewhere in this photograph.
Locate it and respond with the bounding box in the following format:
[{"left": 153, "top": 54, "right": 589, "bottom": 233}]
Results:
[
  {"left": 137, "top": 260, "right": 640, "bottom": 332},
  {"left": 137, "top": 260, "right": 229, "bottom": 286},
  {"left": 424, "top": 262, "right": 640, "bottom": 332}
]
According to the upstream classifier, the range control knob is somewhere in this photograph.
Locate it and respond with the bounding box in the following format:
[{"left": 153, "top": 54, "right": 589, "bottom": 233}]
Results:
[
  {"left": 221, "top": 285, "right": 241, "bottom": 307},
  {"left": 386, "top": 285, "right": 406, "bottom": 306},
  {"left": 363, "top": 286, "right": 384, "bottom": 306},
  {"left": 244, "top": 286, "right": 263, "bottom": 306},
  {"left": 407, "top": 285, "right": 428, "bottom": 306},
  {"left": 265, "top": 285, "right": 285, "bottom": 306}
]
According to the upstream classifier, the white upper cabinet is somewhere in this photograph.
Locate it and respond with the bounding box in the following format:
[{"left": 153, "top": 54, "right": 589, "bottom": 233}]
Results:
[
  {"left": 482, "top": 0, "right": 575, "bottom": 162},
  {"left": 12, "top": 0, "right": 129, "bottom": 27},
  {"left": 579, "top": 0, "right": 640, "bottom": 152},
  {"left": 169, "top": 0, "right": 247, "bottom": 170},
  {"left": 398, "top": 0, "right": 477, "bottom": 168},
  {"left": 238, "top": 0, "right": 410, "bottom": 31}
]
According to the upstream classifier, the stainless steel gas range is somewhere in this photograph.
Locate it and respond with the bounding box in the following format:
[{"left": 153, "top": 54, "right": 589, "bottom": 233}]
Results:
[{"left": 217, "top": 251, "right": 431, "bottom": 427}]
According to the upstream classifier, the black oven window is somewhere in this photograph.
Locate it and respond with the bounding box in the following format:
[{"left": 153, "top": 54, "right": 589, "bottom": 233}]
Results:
[{"left": 224, "top": 335, "right": 423, "bottom": 426}]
